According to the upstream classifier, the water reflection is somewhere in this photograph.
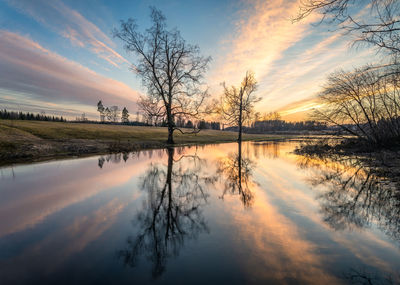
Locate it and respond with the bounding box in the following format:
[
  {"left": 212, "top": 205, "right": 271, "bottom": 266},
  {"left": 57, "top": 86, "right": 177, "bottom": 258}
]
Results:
[
  {"left": 1, "top": 141, "right": 400, "bottom": 284},
  {"left": 118, "top": 147, "right": 217, "bottom": 278},
  {"left": 252, "top": 141, "right": 281, "bottom": 159},
  {"left": 297, "top": 151, "right": 400, "bottom": 242},
  {"left": 217, "top": 141, "right": 256, "bottom": 208}
]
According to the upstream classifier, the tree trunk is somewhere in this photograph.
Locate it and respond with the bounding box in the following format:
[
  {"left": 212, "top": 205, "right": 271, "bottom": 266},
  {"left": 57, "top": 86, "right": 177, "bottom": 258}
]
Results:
[
  {"left": 167, "top": 125, "right": 174, "bottom": 144},
  {"left": 238, "top": 91, "right": 243, "bottom": 142},
  {"left": 238, "top": 120, "right": 242, "bottom": 142},
  {"left": 166, "top": 105, "right": 174, "bottom": 144},
  {"left": 166, "top": 147, "right": 174, "bottom": 237},
  {"left": 237, "top": 140, "right": 242, "bottom": 194}
]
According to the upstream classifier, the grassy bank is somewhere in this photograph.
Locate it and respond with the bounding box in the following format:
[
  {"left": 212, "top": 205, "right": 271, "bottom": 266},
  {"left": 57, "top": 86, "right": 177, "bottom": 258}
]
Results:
[{"left": 0, "top": 120, "right": 287, "bottom": 165}]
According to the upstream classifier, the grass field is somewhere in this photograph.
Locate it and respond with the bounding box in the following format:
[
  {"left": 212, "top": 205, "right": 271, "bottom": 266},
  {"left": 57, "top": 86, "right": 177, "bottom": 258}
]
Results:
[{"left": 0, "top": 120, "right": 286, "bottom": 164}]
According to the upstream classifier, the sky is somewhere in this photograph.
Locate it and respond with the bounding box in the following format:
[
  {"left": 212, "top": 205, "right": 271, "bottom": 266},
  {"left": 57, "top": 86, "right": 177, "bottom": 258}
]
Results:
[{"left": 0, "top": 0, "right": 376, "bottom": 121}]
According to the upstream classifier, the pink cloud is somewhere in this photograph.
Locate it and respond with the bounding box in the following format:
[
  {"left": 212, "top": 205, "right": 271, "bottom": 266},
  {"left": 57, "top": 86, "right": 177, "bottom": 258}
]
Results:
[
  {"left": 0, "top": 30, "right": 140, "bottom": 110},
  {"left": 5, "top": 0, "right": 129, "bottom": 67}
]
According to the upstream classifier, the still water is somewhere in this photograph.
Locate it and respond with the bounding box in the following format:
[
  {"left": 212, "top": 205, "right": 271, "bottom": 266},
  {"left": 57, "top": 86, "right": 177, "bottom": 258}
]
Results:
[{"left": 0, "top": 141, "right": 399, "bottom": 284}]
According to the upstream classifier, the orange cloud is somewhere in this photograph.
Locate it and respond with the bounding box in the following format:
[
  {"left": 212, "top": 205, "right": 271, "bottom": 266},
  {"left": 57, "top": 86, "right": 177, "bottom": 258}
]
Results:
[{"left": 276, "top": 97, "right": 322, "bottom": 121}]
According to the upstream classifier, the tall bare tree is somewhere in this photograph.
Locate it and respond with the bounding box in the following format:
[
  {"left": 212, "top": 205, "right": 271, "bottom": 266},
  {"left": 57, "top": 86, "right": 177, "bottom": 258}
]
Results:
[
  {"left": 219, "top": 71, "right": 259, "bottom": 142},
  {"left": 114, "top": 7, "right": 211, "bottom": 144}
]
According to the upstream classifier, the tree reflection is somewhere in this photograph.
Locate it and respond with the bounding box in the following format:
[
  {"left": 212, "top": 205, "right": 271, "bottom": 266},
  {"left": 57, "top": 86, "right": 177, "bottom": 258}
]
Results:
[
  {"left": 252, "top": 141, "right": 281, "bottom": 159},
  {"left": 98, "top": 153, "right": 133, "bottom": 168},
  {"left": 297, "top": 151, "right": 400, "bottom": 242},
  {"left": 217, "top": 141, "right": 256, "bottom": 208},
  {"left": 342, "top": 266, "right": 398, "bottom": 285},
  {"left": 118, "top": 147, "right": 217, "bottom": 278}
]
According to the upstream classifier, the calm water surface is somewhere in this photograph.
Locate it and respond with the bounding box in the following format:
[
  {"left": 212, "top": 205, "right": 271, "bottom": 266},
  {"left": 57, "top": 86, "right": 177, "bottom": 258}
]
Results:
[{"left": 0, "top": 141, "right": 399, "bottom": 284}]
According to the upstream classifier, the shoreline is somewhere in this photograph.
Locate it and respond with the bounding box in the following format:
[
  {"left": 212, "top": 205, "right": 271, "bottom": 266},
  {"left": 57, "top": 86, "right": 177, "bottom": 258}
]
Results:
[{"left": 0, "top": 138, "right": 288, "bottom": 167}]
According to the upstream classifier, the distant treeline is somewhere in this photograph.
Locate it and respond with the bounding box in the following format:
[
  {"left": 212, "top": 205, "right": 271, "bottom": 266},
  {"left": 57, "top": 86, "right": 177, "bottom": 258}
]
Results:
[
  {"left": 72, "top": 119, "right": 151, "bottom": 127},
  {"left": 0, "top": 109, "right": 66, "bottom": 122},
  {"left": 226, "top": 119, "right": 328, "bottom": 133},
  {"left": 252, "top": 120, "right": 327, "bottom": 132},
  {"left": 173, "top": 117, "right": 221, "bottom": 130},
  {"left": 197, "top": 120, "right": 221, "bottom": 130}
]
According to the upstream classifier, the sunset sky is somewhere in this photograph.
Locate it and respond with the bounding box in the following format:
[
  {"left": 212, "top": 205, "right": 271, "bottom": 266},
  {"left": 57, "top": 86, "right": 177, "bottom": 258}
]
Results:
[{"left": 0, "top": 0, "right": 376, "bottom": 121}]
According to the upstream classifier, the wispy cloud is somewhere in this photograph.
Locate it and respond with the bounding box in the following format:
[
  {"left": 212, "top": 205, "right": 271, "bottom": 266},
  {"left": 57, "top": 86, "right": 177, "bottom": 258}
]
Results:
[
  {"left": 5, "top": 0, "right": 129, "bottom": 67},
  {"left": 210, "top": 0, "right": 319, "bottom": 84},
  {"left": 0, "top": 31, "right": 140, "bottom": 115},
  {"left": 276, "top": 97, "right": 322, "bottom": 121},
  {"left": 210, "top": 0, "right": 375, "bottom": 119}
]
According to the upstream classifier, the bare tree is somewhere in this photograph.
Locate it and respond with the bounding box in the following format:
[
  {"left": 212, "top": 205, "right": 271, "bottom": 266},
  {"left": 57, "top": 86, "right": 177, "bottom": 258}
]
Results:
[
  {"left": 114, "top": 7, "right": 211, "bottom": 144},
  {"left": 294, "top": 0, "right": 400, "bottom": 59},
  {"left": 109, "top": 106, "right": 120, "bottom": 122},
  {"left": 312, "top": 65, "right": 400, "bottom": 144},
  {"left": 218, "top": 71, "right": 259, "bottom": 142}
]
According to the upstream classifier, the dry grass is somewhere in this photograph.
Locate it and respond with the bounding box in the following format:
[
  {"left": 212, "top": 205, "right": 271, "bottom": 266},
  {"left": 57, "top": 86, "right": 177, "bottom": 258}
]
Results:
[
  {"left": 0, "top": 120, "right": 281, "bottom": 142},
  {"left": 0, "top": 120, "right": 287, "bottom": 164}
]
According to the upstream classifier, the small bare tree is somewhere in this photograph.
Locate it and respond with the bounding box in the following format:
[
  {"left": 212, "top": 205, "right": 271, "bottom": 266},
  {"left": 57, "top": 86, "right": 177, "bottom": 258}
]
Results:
[
  {"left": 219, "top": 71, "right": 259, "bottom": 142},
  {"left": 109, "top": 106, "right": 120, "bottom": 122},
  {"left": 114, "top": 7, "right": 211, "bottom": 144}
]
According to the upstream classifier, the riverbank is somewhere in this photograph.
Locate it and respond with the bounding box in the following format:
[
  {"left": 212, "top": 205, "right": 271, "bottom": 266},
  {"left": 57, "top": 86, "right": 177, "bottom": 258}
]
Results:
[{"left": 0, "top": 120, "right": 288, "bottom": 165}]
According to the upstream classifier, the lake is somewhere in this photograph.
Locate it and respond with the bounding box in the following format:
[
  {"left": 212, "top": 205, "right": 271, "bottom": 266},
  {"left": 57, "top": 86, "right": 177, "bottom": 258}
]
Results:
[{"left": 0, "top": 141, "right": 399, "bottom": 284}]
